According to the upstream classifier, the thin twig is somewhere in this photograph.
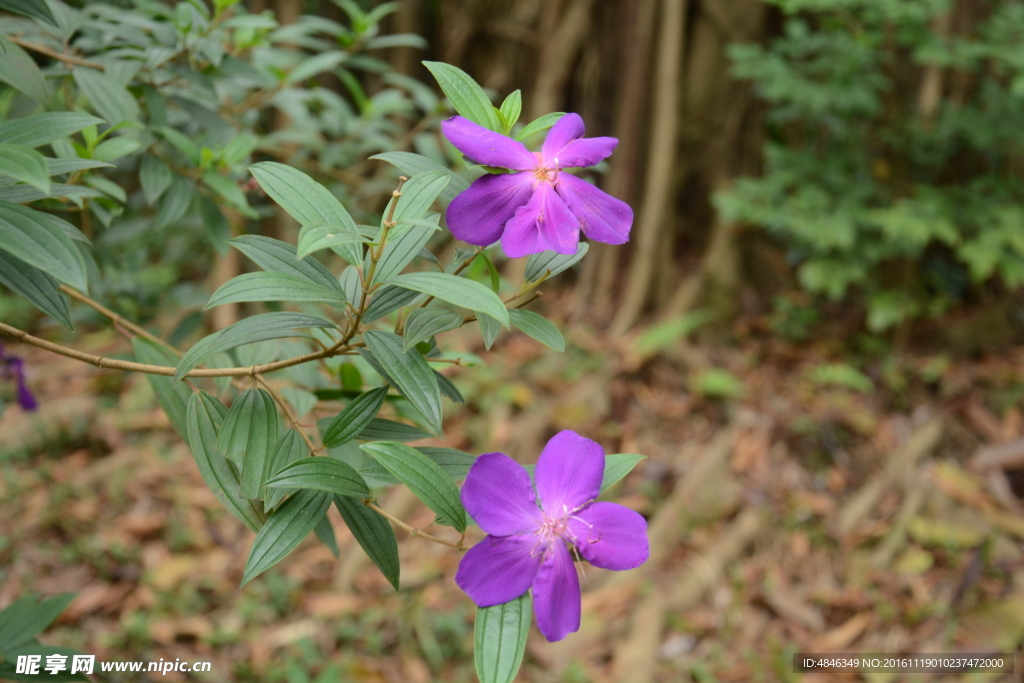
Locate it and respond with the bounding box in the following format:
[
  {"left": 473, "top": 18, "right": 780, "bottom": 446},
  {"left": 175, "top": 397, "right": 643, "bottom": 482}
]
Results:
[
  {"left": 59, "top": 286, "right": 180, "bottom": 356},
  {"left": 257, "top": 375, "right": 318, "bottom": 454},
  {"left": 364, "top": 501, "right": 465, "bottom": 550},
  {"left": 6, "top": 35, "right": 105, "bottom": 70}
]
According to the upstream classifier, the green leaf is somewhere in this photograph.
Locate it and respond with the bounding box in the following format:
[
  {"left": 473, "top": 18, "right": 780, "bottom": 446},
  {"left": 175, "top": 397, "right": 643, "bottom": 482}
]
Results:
[
  {"left": 288, "top": 50, "right": 348, "bottom": 83},
  {"left": 369, "top": 152, "right": 469, "bottom": 204},
  {"left": 388, "top": 271, "right": 509, "bottom": 326},
  {"left": 499, "top": 90, "right": 522, "bottom": 133},
  {"left": 249, "top": 161, "right": 361, "bottom": 264},
  {"left": 0, "top": 593, "right": 75, "bottom": 652},
  {"left": 313, "top": 514, "right": 339, "bottom": 558},
  {"left": 296, "top": 223, "right": 366, "bottom": 259},
  {"left": 155, "top": 175, "right": 194, "bottom": 230},
  {"left": 205, "top": 272, "right": 347, "bottom": 309},
  {"left": 434, "top": 369, "right": 465, "bottom": 403},
  {"left": 362, "top": 330, "right": 442, "bottom": 434},
  {"left": 174, "top": 312, "right": 334, "bottom": 383},
  {"left": 358, "top": 417, "right": 433, "bottom": 442},
  {"left": 600, "top": 453, "right": 646, "bottom": 493},
  {"left": 157, "top": 126, "right": 200, "bottom": 166},
  {"left": 198, "top": 194, "right": 231, "bottom": 251},
  {"left": 508, "top": 309, "right": 565, "bottom": 352},
  {"left": 474, "top": 592, "right": 532, "bottom": 683},
  {"left": 478, "top": 313, "right": 502, "bottom": 350},
  {"left": 515, "top": 112, "right": 566, "bottom": 141},
  {"left": 0, "top": 0, "right": 57, "bottom": 25},
  {"left": 0, "top": 200, "right": 87, "bottom": 291},
  {"left": 84, "top": 175, "right": 126, "bottom": 203},
  {"left": 339, "top": 265, "right": 362, "bottom": 306},
  {"left": 132, "top": 339, "right": 189, "bottom": 439},
  {"left": 361, "top": 441, "right": 467, "bottom": 531},
  {"left": 139, "top": 155, "right": 173, "bottom": 205},
  {"left": 0, "top": 144, "right": 50, "bottom": 193},
  {"left": 264, "top": 430, "right": 308, "bottom": 511},
  {"left": 185, "top": 392, "right": 265, "bottom": 532},
  {"left": 0, "top": 36, "right": 48, "bottom": 104},
  {"left": 363, "top": 284, "right": 424, "bottom": 323},
  {"left": 45, "top": 158, "right": 112, "bottom": 176},
  {"left": 0, "top": 250, "right": 72, "bottom": 328},
  {"left": 403, "top": 308, "right": 463, "bottom": 352},
  {"left": 524, "top": 243, "right": 589, "bottom": 282},
  {"left": 215, "top": 388, "right": 280, "bottom": 499},
  {"left": 72, "top": 67, "right": 140, "bottom": 125},
  {"left": 359, "top": 446, "right": 475, "bottom": 484},
  {"left": 372, "top": 220, "right": 439, "bottom": 286},
  {"left": 241, "top": 489, "right": 332, "bottom": 585},
  {"left": 0, "top": 113, "right": 103, "bottom": 148},
  {"left": 392, "top": 171, "right": 450, "bottom": 224},
  {"left": 203, "top": 172, "right": 254, "bottom": 216},
  {"left": 423, "top": 61, "right": 502, "bottom": 132},
  {"left": 229, "top": 235, "right": 345, "bottom": 300},
  {"left": 321, "top": 386, "right": 389, "bottom": 448},
  {"left": 481, "top": 252, "right": 501, "bottom": 293},
  {"left": 333, "top": 494, "right": 399, "bottom": 590},
  {"left": 92, "top": 136, "right": 142, "bottom": 163},
  {"left": 265, "top": 457, "right": 369, "bottom": 498}
]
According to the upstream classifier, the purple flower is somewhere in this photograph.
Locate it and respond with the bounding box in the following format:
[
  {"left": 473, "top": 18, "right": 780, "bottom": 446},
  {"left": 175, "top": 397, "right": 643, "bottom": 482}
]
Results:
[
  {"left": 442, "top": 114, "right": 633, "bottom": 258},
  {"left": 0, "top": 344, "right": 37, "bottom": 412},
  {"left": 456, "top": 430, "right": 649, "bottom": 642}
]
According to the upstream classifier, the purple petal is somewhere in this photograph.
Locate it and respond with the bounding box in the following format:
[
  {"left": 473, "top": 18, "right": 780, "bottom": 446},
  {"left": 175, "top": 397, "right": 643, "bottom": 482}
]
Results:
[
  {"left": 531, "top": 542, "right": 581, "bottom": 642},
  {"left": 461, "top": 453, "right": 543, "bottom": 535},
  {"left": 568, "top": 502, "right": 649, "bottom": 570},
  {"left": 542, "top": 113, "right": 585, "bottom": 165},
  {"left": 555, "top": 137, "right": 618, "bottom": 168},
  {"left": 556, "top": 174, "right": 632, "bottom": 245},
  {"left": 534, "top": 430, "right": 604, "bottom": 514},
  {"left": 446, "top": 172, "right": 534, "bottom": 247},
  {"left": 456, "top": 534, "right": 542, "bottom": 607},
  {"left": 17, "top": 379, "right": 38, "bottom": 411},
  {"left": 500, "top": 182, "right": 579, "bottom": 258},
  {"left": 442, "top": 116, "right": 536, "bottom": 171}
]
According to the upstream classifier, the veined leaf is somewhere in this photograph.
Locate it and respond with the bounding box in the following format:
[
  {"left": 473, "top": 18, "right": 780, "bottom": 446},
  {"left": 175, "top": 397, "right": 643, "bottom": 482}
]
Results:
[
  {"left": 474, "top": 593, "right": 532, "bottom": 683},
  {"left": 369, "top": 151, "right": 469, "bottom": 204},
  {"left": 0, "top": 36, "right": 47, "bottom": 104},
  {"left": 0, "top": 250, "right": 72, "bottom": 328},
  {"left": 333, "top": 494, "right": 399, "bottom": 589},
  {"left": 0, "top": 145, "right": 49, "bottom": 194},
  {"left": 73, "top": 67, "right": 140, "bottom": 125},
  {"left": 388, "top": 271, "right": 509, "bottom": 326},
  {"left": 0, "top": 112, "right": 103, "bottom": 148},
  {"left": 264, "top": 430, "right": 308, "bottom": 511},
  {"left": 515, "top": 112, "right": 566, "bottom": 141},
  {"left": 508, "top": 309, "right": 565, "bottom": 352},
  {"left": 372, "top": 220, "right": 438, "bottom": 286},
  {"left": 139, "top": 155, "right": 173, "bottom": 205},
  {"left": 358, "top": 446, "right": 475, "bottom": 484},
  {"left": 174, "top": 312, "right": 334, "bottom": 383},
  {"left": 185, "top": 392, "right": 265, "bottom": 532},
  {"left": 478, "top": 313, "right": 502, "bottom": 350},
  {"left": 0, "top": 593, "right": 75, "bottom": 653},
  {"left": 363, "top": 285, "right": 424, "bottom": 323},
  {"left": 423, "top": 61, "right": 502, "bottom": 132},
  {"left": 361, "top": 441, "right": 467, "bottom": 531},
  {"left": 317, "top": 416, "right": 433, "bottom": 443},
  {"left": 524, "top": 242, "right": 589, "bottom": 282},
  {"left": 215, "top": 388, "right": 280, "bottom": 499},
  {"left": 249, "top": 162, "right": 361, "bottom": 264},
  {"left": 498, "top": 90, "right": 522, "bottom": 133},
  {"left": 403, "top": 308, "right": 463, "bottom": 352},
  {"left": 229, "top": 235, "right": 345, "bottom": 299},
  {"left": 313, "top": 514, "right": 339, "bottom": 558},
  {"left": 45, "top": 157, "right": 113, "bottom": 176},
  {"left": 241, "top": 489, "right": 332, "bottom": 585},
  {"left": 392, "top": 171, "right": 450, "bottom": 224},
  {"left": 205, "top": 272, "right": 346, "bottom": 309},
  {"left": 600, "top": 453, "right": 646, "bottom": 493},
  {"left": 0, "top": 0, "right": 56, "bottom": 25},
  {"left": 264, "top": 458, "right": 369, "bottom": 498},
  {"left": 434, "top": 370, "right": 465, "bottom": 403},
  {"left": 296, "top": 223, "right": 366, "bottom": 259},
  {"left": 0, "top": 200, "right": 87, "bottom": 291},
  {"left": 132, "top": 338, "right": 189, "bottom": 439},
  {"left": 321, "top": 386, "right": 389, "bottom": 448},
  {"left": 362, "top": 330, "right": 442, "bottom": 434}
]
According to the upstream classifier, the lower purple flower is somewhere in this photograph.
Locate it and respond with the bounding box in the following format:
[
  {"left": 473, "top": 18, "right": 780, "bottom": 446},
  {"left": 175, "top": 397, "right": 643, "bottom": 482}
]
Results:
[
  {"left": 456, "top": 430, "right": 649, "bottom": 641},
  {"left": 0, "top": 344, "right": 38, "bottom": 412}
]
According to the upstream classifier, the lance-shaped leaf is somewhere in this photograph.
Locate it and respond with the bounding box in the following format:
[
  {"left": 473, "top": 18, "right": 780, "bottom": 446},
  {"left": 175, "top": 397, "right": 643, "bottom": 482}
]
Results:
[
  {"left": 297, "top": 223, "right": 367, "bottom": 259},
  {"left": 499, "top": 90, "right": 522, "bottom": 132},
  {"left": 241, "top": 489, "right": 332, "bottom": 585},
  {"left": 474, "top": 593, "right": 532, "bottom": 683},
  {"left": 229, "top": 235, "right": 345, "bottom": 300},
  {"left": 205, "top": 272, "right": 346, "bottom": 309},
  {"left": 371, "top": 217, "right": 439, "bottom": 286},
  {"left": 0, "top": 112, "right": 103, "bottom": 148},
  {"left": 73, "top": 67, "right": 140, "bottom": 125},
  {"left": 174, "top": 312, "right": 333, "bottom": 383},
  {"left": 321, "top": 386, "right": 389, "bottom": 448},
  {"left": 317, "top": 416, "right": 434, "bottom": 443},
  {"left": 363, "top": 285, "right": 423, "bottom": 323},
  {"left": 0, "top": 0, "right": 57, "bottom": 26},
  {"left": 392, "top": 171, "right": 450, "bottom": 224},
  {"left": 369, "top": 151, "right": 469, "bottom": 203},
  {"left": 388, "top": 271, "right": 509, "bottom": 326},
  {"left": 358, "top": 446, "right": 475, "bottom": 484},
  {"left": 185, "top": 392, "right": 264, "bottom": 532},
  {"left": 264, "top": 430, "right": 308, "bottom": 511},
  {"left": 249, "top": 162, "right": 361, "bottom": 264},
  {"left": 0, "top": 200, "right": 87, "bottom": 292},
  {"left": 0, "top": 250, "right": 72, "bottom": 328},
  {"left": 215, "top": 388, "right": 280, "bottom": 499},
  {"left": 508, "top": 309, "right": 565, "bottom": 352},
  {"left": 264, "top": 457, "right": 369, "bottom": 498},
  {"left": 334, "top": 494, "right": 399, "bottom": 590},
  {"left": 314, "top": 515, "right": 339, "bottom": 558},
  {"left": 362, "top": 330, "right": 442, "bottom": 434},
  {"left": 139, "top": 155, "right": 172, "bottom": 205},
  {"left": 0, "top": 593, "right": 76, "bottom": 653},
  {"left": 434, "top": 370, "right": 465, "bottom": 404},
  {"left": 132, "top": 338, "right": 189, "bottom": 439},
  {"left": 361, "top": 441, "right": 467, "bottom": 532},
  {"left": 600, "top": 453, "right": 646, "bottom": 493},
  {"left": 524, "top": 243, "right": 589, "bottom": 282},
  {"left": 0, "top": 144, "right": 50, "bottom": 193},
  {"left": 478, "top": 313, "right": 502, "bottom": 350},
  {"left": 403, "top": 308, "right": 463, "bottom": 352},
  {"left": 423, "top": 61, "right": 502, "bottom": 132},
  {"left": 515, "top": 112, "right": 566, "bottom": 141}
]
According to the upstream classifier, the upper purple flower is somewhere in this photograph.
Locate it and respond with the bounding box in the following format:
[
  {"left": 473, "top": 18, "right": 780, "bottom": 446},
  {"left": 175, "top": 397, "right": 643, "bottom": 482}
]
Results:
[
  {"left": 442, "top": 114, "right": 633, "bottom": 258},
  {"left": 455, "top": 430, "right": 649, "bottom": 642},
  {"left": 0, "top": 344, "right": 37, "bottom": 412}
]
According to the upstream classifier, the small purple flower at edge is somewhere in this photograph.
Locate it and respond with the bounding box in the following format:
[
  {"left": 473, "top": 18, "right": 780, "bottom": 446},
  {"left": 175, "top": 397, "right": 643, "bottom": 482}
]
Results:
[
  {"left": 0, "top": 343, "right": 37, "bottom": 412},
  {"left": 456, "top": 430, "right": 649, "bottom": 642},
  {"left": 441, "top": 114, "right": 634, "bottom": 258}
]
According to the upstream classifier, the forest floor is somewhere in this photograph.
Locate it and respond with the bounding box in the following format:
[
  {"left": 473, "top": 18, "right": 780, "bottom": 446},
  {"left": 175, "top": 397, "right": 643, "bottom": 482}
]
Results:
[{"left": 2, "top": 290, "right": 1024, "bottom": 683}]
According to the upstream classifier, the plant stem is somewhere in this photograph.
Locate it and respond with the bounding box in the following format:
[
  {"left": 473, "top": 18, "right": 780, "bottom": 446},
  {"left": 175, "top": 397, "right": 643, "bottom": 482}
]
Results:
[
  {"left": 364, "top": 501, "right": 465, "bottom": 550},
  {"left": 59, "top": 286, "right": 180, "bottom": 355},
  {"left": 6, "top": 36, "right": 105, "bottom": 70}
]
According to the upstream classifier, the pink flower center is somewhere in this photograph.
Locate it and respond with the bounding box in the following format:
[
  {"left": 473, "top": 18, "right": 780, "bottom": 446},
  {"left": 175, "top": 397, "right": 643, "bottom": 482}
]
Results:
[
  {"left": 532, "top": 152, "right": 559, "bottom": 183},
  {"left": 530, "top": 502, "right": 596, "bottom": 559}
]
